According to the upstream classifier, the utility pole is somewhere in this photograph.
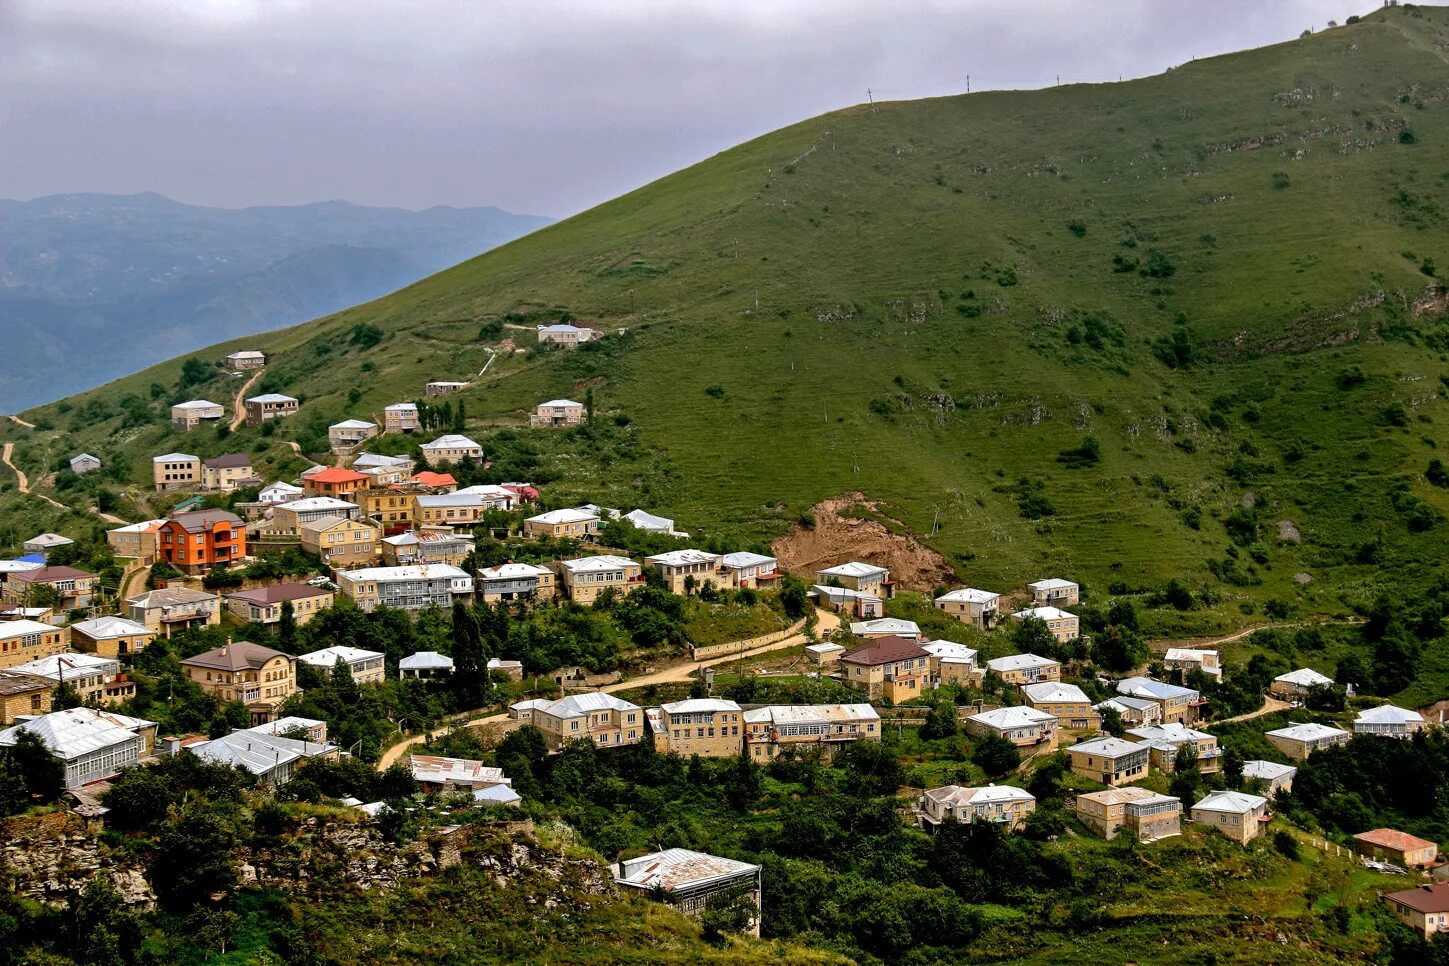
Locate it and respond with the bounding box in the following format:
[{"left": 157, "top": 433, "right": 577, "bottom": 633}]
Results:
[
  {"left": 966, "top": 74, "right": 970, "bottom": 93},
  {"left": 867, "top": 88, "right": 875, "bottom": 111}
]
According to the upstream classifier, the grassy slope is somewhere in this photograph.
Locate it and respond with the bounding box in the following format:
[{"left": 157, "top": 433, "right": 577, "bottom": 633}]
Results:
[{"left": 6, "top": 7, "right": 1449, "bottom": 614}]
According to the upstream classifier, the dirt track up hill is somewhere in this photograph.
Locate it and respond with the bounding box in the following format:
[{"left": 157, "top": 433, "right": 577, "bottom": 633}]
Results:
[{"left": 772, "top": 492, "right": 956, "bottom": 592}]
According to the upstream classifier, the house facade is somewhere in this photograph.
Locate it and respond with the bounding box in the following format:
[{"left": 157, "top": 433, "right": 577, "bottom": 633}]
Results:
[
  {"left": 919, "top": 784, "right": 1036, "bottom": 831},
  {"left": 557, "top": 556, "right": 643, "bottom": 605},
  {"left": 0, "top": 674, "right": 51, "bottom": 725},
  {"left": 126, "top": 586, "right": 220, "bottom": 636},
  {"left": 536, "top": 323, "right": 595, "bottom": 346},
  {"left": 419, "top": 434, "right": 483, "bottom": 466},
  {"left": 1270, "top": 667, "right": 1335, "bottom": 701},
  {"left": 225, "top": 584, "right": 333, "bottom": 625},
  {"left": 1242, "top": 759, "right": 1296, "bottom": 796},
  {"left": 227, "top": 350, "right": 266, "bottom": 370},
  {"left": 1027, "top": 578, "right": 1079, "bottom": 607},
  {"left": 1074, "top": 786, "right": 1182, "bottom": 842},
  {"left": 530, "top": 399, "right": 586, "bottom": 427},
  {"left": 158, "top": 509, "right": 247, "bottom": 574},
  {"left": 180, "top": 640, "right": 298, "bottom": 724},
  {"left": 1067, "top": 737, "right": 1151, "bottom": 787},
  {"left": 201, "top": 453, "right": 256, "bottom": 491},
  {"left": 816, "top": 561, "right": 892, "bottom": 598},
  {"left": 424, "top": 381, "right": 468, "bottom": 396},
  {"left": 0, "top": 620, "right": 68, "bottom": 670},
  {"left": 986, "top": 653, "right": 1062, "bottom": 685},
  {"left": 0, "top": 708, "right": 158, "bottom": 788},
  {"left": 531, "top": 692, "right": 644, "bottom": 751},
  {"left": 1163, "top": 648, "right": 1223, "bottom": 681},
  {"left": 1126, "top": 723, "right": 1222, "bottom": 774},
  {"left": 652, "top": 698, "right": 744, "bottom": 758},
  {"left": 106, "top": 519, "right": 166, "bottom": 561},
  {"left": 298, "top": 645, "right": 386, "bottom": 686},
  {"left": 523, "top": 508, "right": 600, "bottom": 539},
  {"left": 717, "top": 552, "right": 779, "bottom": 589},
  {"left": 839, "top": 635, "right": 931, "bottom": 703},
  {"left": 1115, "top": 677, "right": 1203, "bottom": 725},
  {"left": 922, "top": 640, "right": 980, "bottom": 688},
  {"left": 152, "top": 453, "right": 201, "bottom": 491},
  {"left": 384, "top": 403, "right": 421, "bottom": 433},
  {"left": 303, "top": 467, "right": 371, "bottom": 501},
  {"left": 268, "top": 497, "right": 362, "bottom": 535},
  {"left": 934, "top": 588, "right": 1000, "bottom": 629},
  {"left": 70, "top": 453, "right": 101, "bottom": 475},
  {"left": 328, "top": 420, "right": 378, "bottom": 453},
  {"left": 1264, "top": 722, "right": 1352, "bottom": 760},
  {"left": 1384, "top": 883, "right": 1449, "bottom": 938},
  {"left": 1011, "top": 606, "right": 1079, "bottom": 643},
  {"left": 4, "top": 567, "right": 99, "bottom": 610},
  {"left": 965, "top": 706, "right": 1057, "bottom": 748},
  {"left": 7, "top": 653, "right": 134, "bottom": 707},
  {"left": 334, "top": 564, "right": 474, "bottom": 612},
  {"left": 742, "top": 704, "right": 880, "bottom": 760},
  {"left": 1353, "top": 704, "right": 1426, "bottom": 738},
  {"left": 382, "top": 530, "right": 475, "bottom": 568},
  {"left": 1023, "top": 682, "right": 1100, "bottom": 732},
  {"left": 171, "top": 400, "right": 225, "bottom": 431},
  {"left": 1354, "top": 829, "right": 1439, "bottom": 868},
  {"left": 244, "top": 393, "right": 299, "bottom": 426},
  {"left": 476, "top": 562, "right": 557, "bottom": 603},
  {"left": 1191, "top": 790, "right": 1270, "bottom": 845},
  {"left": 68, "top": 616, "right": 155, "bottom": 658},
  {"left": 644, "top": 550, "right": 722, "bottom": 594},
  {"left": 300, "top": 515, "right": 382, "bottom": 568}
]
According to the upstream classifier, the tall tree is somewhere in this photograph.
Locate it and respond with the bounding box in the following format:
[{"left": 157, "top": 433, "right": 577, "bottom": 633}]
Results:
[
  {"left": 452, "top": 601, "right": 486, "bottom": 708},
  {"left": 278, "top": 599, "right": 297, "bottom": 653}
]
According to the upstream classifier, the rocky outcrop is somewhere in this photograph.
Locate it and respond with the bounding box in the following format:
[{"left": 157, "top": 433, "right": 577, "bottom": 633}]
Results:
[{"left": 1, "top": 811, "right": 611, "bottom": 910}]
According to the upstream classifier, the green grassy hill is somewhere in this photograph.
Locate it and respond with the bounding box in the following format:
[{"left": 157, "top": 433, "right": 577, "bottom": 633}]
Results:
[{"left": 8, "top": 6, "right": 1449, "bottom": 620}]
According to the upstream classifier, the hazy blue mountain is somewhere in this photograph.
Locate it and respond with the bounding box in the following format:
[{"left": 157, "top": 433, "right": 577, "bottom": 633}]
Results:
[{"left": 0, "top": 193, "right": 551, "bottom": 409}]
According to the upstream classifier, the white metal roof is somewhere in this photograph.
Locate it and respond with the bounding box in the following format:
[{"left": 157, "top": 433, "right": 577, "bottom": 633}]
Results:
[
  {"left": 69, "top": 616, "right": 153, "bottom": 639},
  {"left": 330, "top": 419, "right": 377, "bottom": 430},
  {"left": 921, "top": 640, "right": 978, "bottom": 664},
  {"left": 1023, "top": 682, "right": 1091, "bottom": 705},
  {"left": 987, "top": 653, "right": 1059, "bottom": 673},
  {"left": 421, "top": 434, "right": 481, "bottom": 449},
  {"left": 925, "top": 783, "right": 1035, "bottom": 806},
  {"left": 623, "top": 509, "right": 674, "bottom": 531},
  {"left": 849, "top": 617, "right": 920, "bottom": 636},
  {"left": 399, "top": 651, "right": 454, "bottom": 670},
  {"left": 720, "top": 551, "right": 776, "bottom": 570},
  {"left": 0, "top": 708, "right": 155, "bottom": 761},
  {"left": 616, "top": 848, "right": 759, "bottom": 892},
  {"left": 1027, "top": 578, "right": 1077, "bottom": 591},
  {"left": 1012, "top": 606, "right": 1076, "bottom": 621},
  {"left": 969, "top": 706, "right": 1056, "bottom": 729},
  {"left": 277, "top": 496, "right": 358, "bottom": 512},
  {"left": 1116, "top": 677, "right": 1198, "bottom": 701},
  {"left": 385, "top": 402, "right": 418, "bottom": 411},
  {"left": 0, "top": 560, "right": 44, "bottom": 574},
  {"left": 0, "top": 619, "right": 62, "bottom": 638},
  {"left": 560, "top": 555, "right": 637, "bottom": 574},
  {"left": 538, "top": 399, "right": 583, "bottom": 408},
  {"left": 1274, "top": 668, "right": 1334, "bottom": 688},
  {"left": 545, "top": 692, "right": 641, "bottom": 717},
  {"left": 1243, "top": 760, "right": 1297, "bottom": 780},
  {"left": 538, "top": 323, "right": 586, "bottom": 333},
  {"left": 1164, "top": 648, "right": 1219, "bottom": 662},
  {"left": 298, "top": 645, "right": 385, "bottom": 667},
  {"left": 247, "top": 393, "right": 297, "bottom": 404},
  {"left": 646, "top": 549, "right": 720, "bottom": 567},
  {"left": 1266, "top": 722, "right": 1349, "bottom": 742},
  {"left": 337, "top": 564, "right": 469, "bottom": 582},
  {"left": 172, "top": 399, "right": 222, "bottom": 410},
  {"left": 474, "top": 784, "right": 523, "bottom": 804},
  {"left": 818, "top": 561, "right": 889, "bottom": 579},
  {"left": 1355, "top": 704, "right": 1425, "bottom": 725},
  {"left": 1069, "top": 736, "right": 1146, "bottom": 759},
  {"left": 1126, "top": 723, "right": 1213, "bottom": 745},
  {"left": 7, "top": 652, "right": 119, "bottom": 681},
  {"left": 153, "top": 452, "right": 199, "bottom": 463},
  {"left": 1193, "top": 790, "right": 1267, "bottom": 814},
  {"left": 936, "top": 588, "right": 999, "bottom": 604},
  {"left": 741, "top": 703, "right": 878, "bottom": 725},
  {"left": 478, "top": 562, "right": 551, "bottom": 580},
  {"left": 409, "top": 755, "right": 510, "bottom": 787},
  {"left": 527, "top": 508, "right": 599, "bottom": 526},
  {"left": 661, "top": 698, "right": 742, "bottom": 715}
]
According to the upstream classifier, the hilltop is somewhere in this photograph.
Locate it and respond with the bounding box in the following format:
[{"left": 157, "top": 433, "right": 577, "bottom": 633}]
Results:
[
  {"left": 0, "top": 193, "right": 552, "bottom": 410},
  {"left": 6, "top": 6, "right": 1449, "bottom": 626}
]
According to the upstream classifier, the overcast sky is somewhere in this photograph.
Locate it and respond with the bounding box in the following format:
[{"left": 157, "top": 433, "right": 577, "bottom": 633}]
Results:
[{"left": 1, "top": 0, "right": 1362, "bottom": 219}]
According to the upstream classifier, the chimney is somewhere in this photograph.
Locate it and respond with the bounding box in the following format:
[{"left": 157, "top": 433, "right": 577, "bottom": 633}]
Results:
[{"left": 221, "top": 636, "right": 231, "bottom": 655}]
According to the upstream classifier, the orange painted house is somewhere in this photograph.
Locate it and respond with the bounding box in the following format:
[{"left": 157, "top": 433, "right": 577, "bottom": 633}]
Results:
[
  {"left": 303, "top": 467, "right": 371, "bottom": 501},
  {"left": 158, "top": 509, "right": 247, "bottom": 574}
]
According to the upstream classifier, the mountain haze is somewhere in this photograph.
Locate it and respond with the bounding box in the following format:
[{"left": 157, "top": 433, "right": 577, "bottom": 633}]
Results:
[
  {"left": 7, "top": 5, "right": 1449, "bottom": 621},
  {"left": 0, "top": 193, "right": 552, "bottom": 409}
]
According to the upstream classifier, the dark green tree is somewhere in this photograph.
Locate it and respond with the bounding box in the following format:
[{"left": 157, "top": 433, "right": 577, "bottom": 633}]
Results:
[
  {"left": 971, "top": 735, "right": 1021, "bottom": 777},
  {"left": 278, "top": 599, "right": 297, "bottom": 653}
]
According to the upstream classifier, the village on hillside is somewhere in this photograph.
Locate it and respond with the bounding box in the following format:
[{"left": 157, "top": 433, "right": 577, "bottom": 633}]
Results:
[{"left": 0, "top": 345, "right": 1445, "bottom": 942}]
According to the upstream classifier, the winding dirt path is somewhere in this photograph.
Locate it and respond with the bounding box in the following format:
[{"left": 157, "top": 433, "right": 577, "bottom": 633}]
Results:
[
  {"left": 228, "top": 369, "right": 265, "bottom": 431},
  {"left": 1, "top": 442, "right": 67, "bottom": 511},
  {"left": 119, "top": 561, "right": 151, "bottom": 600},
  {"left": 376, "top": 607, "right": 841, "bottom": 770},
  {"left": 1212, "top": 695, "right": 1291, "bottom": 726},
  {"left": 7, "top": 414, "right": 35, "bottom": 429}
]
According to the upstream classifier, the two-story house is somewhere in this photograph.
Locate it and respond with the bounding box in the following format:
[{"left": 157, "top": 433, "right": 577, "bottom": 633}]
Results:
[
  {"left": 227, "top": 350, "right": 266, "bottom": 370},
  {"left": 0, "top": 620, "right": 68, "bottom": 670},
  {"left": 201, "top": 453, "right": 257, "bottom": 492},
  {"left": 717, "top": 552, "right": 779, "bottom": 589},
  {"left": 1269, "top": 667, "right": 1335, "bottom": 702},
  {"left": 816, "top": 561, "right": 893, "bottom": 599},
  {"left": 530, "top": 399, "right": 586, "bottom": 427},
  {"left": 839, "top": 635, "right": 931, "bottom": 703},
  {"left": 8, "top": 652, "right": 134, "bottom": 707},
  {"left": 0, "top": 708, "right": 157, "bottom": 788},
  {"left": 557, "top": 556, "right": 643, "bottom": 605},
  {"left": 4, "top": 567, "right": 99, "bottom": 609},
  {"left": 523, "top": 508, "right": 600, "bottom": 539},
  {"left": 921, "top": 640, "right": 980, "bottom": 688},
  {"left": 965, "top": 705, "right": 1057, "bottom": 747},
  {"left": 1067, "top": 736, "right": 1151, "bottom": 786},
  {"left": 742, "top": 704, "right": 880, "bottom": 761},
  {"left": 1026, "top": 578, "right": 1079, "bottom": 607},
  {"left": 644, "top": 550, "right": 722, "bottom": 595},
  {"left": 180, "top": 640, "right": 298, "bottom": 724},
  {"left": 1126, "top": 723, "right": 1222, "bottom": 774},
  {"left": 170, "top": 400, "right": 225, "bottom": 431},
  {"left": 1023, "top": 681, "right": 1100, "bottom": 732},
  {"left": 297, "top": 645, "right": 386, "bottom": 686},
  {"left": 1264, "top": 722, "right": 1351, "bottom": 760},
  {"left": 299, "top": 515, "right": 382, "bottom": 568},
  {"left": 934, "top": 588, "right": 1000, "bottom": 629},
  {"left": 383, "top": 403, "right": 421, "bottom": 433},
  {"left": 1353, "top": 704, "right": 1426, "bottom": 738},
  {"left": 476, "top": 562, "right": 557, "bottom": 603},
  {"left": 328, "top": 420, "right": 378, "bottom": 454},
  {"left": 1074, "top": 786, "right": 1182, "bottom": 842},
  {"left": 1163, "top": 648, "right": 1223, "bottom": 681},
  {"left": 158, "top": 509, "right": 246, "bottom": 574},
  {"left": 531, "top": 692, "right": 644, "bottom": 751},
  {"left": 225, "top": 583, "right": 333, "bottom": 625},
  {"left": 303, "top": 467, "right": 372, "bottom": 501},
  {"left": 1384, "top": 883, "right": 1449, "bottom": 938},
  {"left": 268, "top": 497, "right": 362, "bottom": 535},
  {"left": 986, "top": 653, "right": 1062, "bottom": 686},
  {"left": 1010, "top": 606, "right": 1080, "bottom": 643},
  {"left": 244, "top": 393, "right": 299, "bottom": 426},
  {"left": 382, "top": 529, "right": 475, "bottom": 568},
  {"left": 919, "top": 784, "right": 1036, "bottom": 832},
  {"left": 1115, "top": 677, "right": 1204, "bottom": 725},
  {"left": 152, "top": 453, "right": 201, "bottom": 491},
  {"left": 334, "top": 564, "right": 473, "bottom": 612},
  {"left": 0, "top": 673, "right": 51, "bottom": 725},
  {"left": 126, "top": 586, "right": 220, "bottom": 637},
  {"left": 68, "top": 616, "right": 155, "bottom": 658},
  {"left": 651, "top": 698, "right": 743, "bottom": 758},
  {"left": 419, "top": 434, "right": 483, "bottom": 466},
  {"left": 1190, "top": 790, "right": 1270, "bottom": 845},
  {"left": 414, "top": 489, "right": 512, "bottom": 527}
]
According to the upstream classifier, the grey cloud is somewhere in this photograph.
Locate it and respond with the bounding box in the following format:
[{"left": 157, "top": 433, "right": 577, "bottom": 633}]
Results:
[{"left": 1, "top": 0, "right": 1357, "bottom": 217}]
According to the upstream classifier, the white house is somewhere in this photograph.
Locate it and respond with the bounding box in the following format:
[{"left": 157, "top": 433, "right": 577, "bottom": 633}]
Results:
[
  {"left": 0, "top": 708, "right": 157, "bottom": 788},
  {"left": 1353, "top": 705, "right": 1426, "bottom": 738},
  {"left": 1270, "top": 668, "right": 1335, "bottom": 701},
  {"left": 298, "top": 645, "right": 387, "bottom": 685},
  {"left": 1265, "top": 722, "right": 1352, "bottom": 760},
  {"left": 622, "top": 509, "right": 682, "bottom": 536},
  {"left": 69, "top": 454, "right": 101, "bottom": 475},
  {"left": 399, "top": 651, "right": 454, "bottom": 680},
  {"left": 1027, "top": 578, "right": 1079, "bottom": 606},
  {"left": 964, "top": 706, "right": 1057, "bottom": 746},
  {"left": 1010, "top": 606, "right": 1079, "bottom": 643},
  {"left": 420, "top": 434, "right": 483, "bottom": 466},
  {"left": 259, "top": 481, "right": 305, "bottom": 504},
  {"left": 1163, "top": 648, "right": 1222, "bottom": 681},
  {"left": 934, "top": 588, "right": 1000, "bottom": 629}
]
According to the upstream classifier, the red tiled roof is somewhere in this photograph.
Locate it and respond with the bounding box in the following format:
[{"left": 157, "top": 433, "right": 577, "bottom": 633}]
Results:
[
  {"left": 840, "top": 635, "right": 930, "bottom": 666},
  {"left": 412, "top": 472, "right": 457, "bottom": 487},
  {"left": 1355, "top": 828, "right": 1437, "bottom": 853},
  {"left": 307, "top": 467, "right": 369, "bottom": 484},
  {"left": 1386, "top": 882, "right": 1449, "bottom": 914}
]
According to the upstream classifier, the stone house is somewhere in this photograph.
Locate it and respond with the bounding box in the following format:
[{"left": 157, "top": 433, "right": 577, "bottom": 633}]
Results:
[
  {"left": 298, "top": 645, "right": 386, "bottom": 686},
  {"left": 126, "top": 586, "right": 220, "bottom": 637},
  {"left": 383, "top": 403, "right": 421, "bottom": 433},
  {"left": 839, "top": 635, "right": 931, "bottom": 703},
  {"left": 244, "top": 393, "right": 299, "bottom": 426},
  {"left": 68, "top": 616, "right": 155, "bottom": 658},
  {"left": 523, "top": 508, "right": 600, "bottom": 539},
  {"left": 965, "top": 705, "right": 1057, "bottom": 748},
  {"left": 986, "top": 653, "right": 1062, "bottom": 686},
  {"left": 1067, "top": 737, "right": 1150, "bottom": 787},
  {"left": 328, "top": 420, "right": 378, "bottom": 454},
  {"left": 1264, "top": 722, "right": 1351, "bottom": 760},
  {"left": 1027, "top": 578, "right": 1079, "bottom": 607},
  {"left": 224, "top": 584, "right": 333, "bottom": 625},
  {"left": 180, "top": 640, "right": 298, "bottom": 724},
  {"left": 614, "top": 849, "right": 761, "bottom": 937},
  {"left": 170, "top": 399, "right": 224, "bottom": 431},
  {"left": 557, "top": 556, "right": 643, "bottom": 605},
  {"left": 152, "top": 453, "right": 201, "bottom": 491},
  {"left": 651, "top": 699, "right": 743, "bottom": 758},
  {"left": 299, "top": 515, "right": 382, "bottom": 568},
  {"left": 919, "top": 784, "right": 1036, "bottom": 832},
  {"left": 1354, "top": 828, "right": 1439, "bottom": 868},
  {"left": 1010, "top": 606, "right": 1079, "bottom": 643},
  {"left": 742, "top": 704, "right": 880, "bottom": 761},
  {"left": 934, "top": 588, "right": 1000, "bottom": 629},
  {"left": 0, "top": 708, "right": 157, "bottom": 788},
  {"left": 530, "top": 399, "right": 586, "bottom": 428},
  {"left": 0, "top": 620, "right": 68, "bottom": 671},
  {"left": 1023, "top": 681, "right": 1100, "bottom": 732},
  {"left": 1190, "top": 790, "right": 1270, "bottom": 845},
  {"left": 531, "top": 692, "right": 645, "bottom": 751},
  {"left": 1074, "top": 786, "right": 1182, "bottom": 842}
]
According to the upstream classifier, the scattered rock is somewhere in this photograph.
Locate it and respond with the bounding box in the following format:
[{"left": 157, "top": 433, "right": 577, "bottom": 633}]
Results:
[
  {"left": 1294, "top": 572, "right": 1313, "bottom": 585},
  {"left": 1241, "top": 492, "right": 1257, "bottom": 509},
  {"left": 1278, "top": 520, "right": 1302, "bottom": 543}
]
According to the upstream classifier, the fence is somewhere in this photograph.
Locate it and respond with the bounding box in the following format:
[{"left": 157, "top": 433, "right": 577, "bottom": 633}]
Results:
[{"left": 690, "top": 616, "right": 806, "bottom": 662}]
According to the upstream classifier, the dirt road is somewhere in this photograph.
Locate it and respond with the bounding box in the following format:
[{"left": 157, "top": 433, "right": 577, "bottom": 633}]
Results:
[
  {"left": 228, "top": 369, "right": 265, "bottom": 431},
  {"left": 1212, "top": 695, "right": 1291, "bottom": 726},
  {"left": 1, "top": 442, "right": 67, "bottom": 512},
  {"left": 376, "top": 607, "right": 841, "bottom": 770},
  {"left": 6, "top": 415, "right": 35, "bottom": 429}
]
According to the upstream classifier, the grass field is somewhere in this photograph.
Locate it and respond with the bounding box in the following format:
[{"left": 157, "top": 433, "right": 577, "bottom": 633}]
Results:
[{"left": 5, "top": 6, "right": 1449, "bottom": 621}]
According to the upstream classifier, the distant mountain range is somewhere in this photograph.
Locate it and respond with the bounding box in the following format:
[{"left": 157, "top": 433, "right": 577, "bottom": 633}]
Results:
[{"left": 0, "top": 193, "right": 551, "bottom": 409}]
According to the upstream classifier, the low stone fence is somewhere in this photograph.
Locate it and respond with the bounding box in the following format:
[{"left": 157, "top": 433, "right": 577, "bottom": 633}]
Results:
[{"left": 690, "top": 617, "right": 806, "bottom": 662}]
